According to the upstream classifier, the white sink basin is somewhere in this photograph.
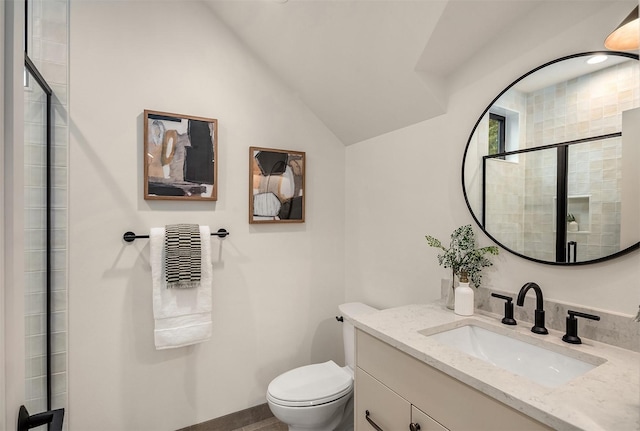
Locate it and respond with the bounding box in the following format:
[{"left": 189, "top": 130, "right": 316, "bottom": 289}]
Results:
[{"left": 421, "top": 322, "right": 605, "bottom": 388}]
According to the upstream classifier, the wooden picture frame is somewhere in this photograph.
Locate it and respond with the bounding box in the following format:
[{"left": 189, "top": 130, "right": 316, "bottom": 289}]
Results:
[
  {"left": 249, "top": 147, "right": 305, "bottom": 223},
  {"left": 144, "top": 109, "right": 217, "bottom": 201}
]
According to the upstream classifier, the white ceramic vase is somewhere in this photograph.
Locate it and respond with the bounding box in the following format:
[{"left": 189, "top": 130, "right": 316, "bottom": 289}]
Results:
[{"left": 454, "top": 273, "right": 474, "bottom": 316}]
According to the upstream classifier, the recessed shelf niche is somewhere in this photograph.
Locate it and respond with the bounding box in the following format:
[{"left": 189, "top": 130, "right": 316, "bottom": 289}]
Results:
[{"left": 553, "top": 195, "right": 591, "bottom": 233}]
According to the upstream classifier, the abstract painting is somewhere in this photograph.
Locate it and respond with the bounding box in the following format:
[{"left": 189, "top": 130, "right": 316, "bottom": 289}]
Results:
[
  {"left": 144, "top": 110, "right": 217, "bottom": 201},
  {"left": 249, "top": 147, "right": 305, "bottom": 223}
]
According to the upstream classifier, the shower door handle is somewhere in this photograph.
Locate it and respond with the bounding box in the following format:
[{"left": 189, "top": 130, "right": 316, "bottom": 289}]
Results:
[{"left": 567, "top": 241, "right": 577, "bottom": 263}]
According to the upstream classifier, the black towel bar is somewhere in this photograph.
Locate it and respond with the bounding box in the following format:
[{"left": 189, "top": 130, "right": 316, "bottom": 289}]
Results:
[{"left": 123, "top": 228, "right": 229, "bottom": 243}]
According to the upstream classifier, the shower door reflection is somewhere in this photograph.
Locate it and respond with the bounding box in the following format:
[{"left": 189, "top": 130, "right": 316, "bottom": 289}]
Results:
[
  {"left": 566, "top": 138, "right": 623, "bottom": 262},
  {"left": 485, "top": 148, "right": 558, "bottom": 262},
  {"left": 483, "top": 134, "right": 627, "bottom": 264}
]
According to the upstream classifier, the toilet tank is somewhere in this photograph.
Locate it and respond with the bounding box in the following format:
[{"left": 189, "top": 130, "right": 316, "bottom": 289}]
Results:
[{"left": 338, "top": 302, "right": 378, "bottom": 370}]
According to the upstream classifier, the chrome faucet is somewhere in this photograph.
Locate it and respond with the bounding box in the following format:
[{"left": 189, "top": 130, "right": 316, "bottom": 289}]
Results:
[{"left": 516, "top": 282, "right": 548, "bottom": 335}]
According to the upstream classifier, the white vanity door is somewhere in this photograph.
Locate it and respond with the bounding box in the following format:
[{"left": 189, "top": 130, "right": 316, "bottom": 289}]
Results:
[
  {"left": 411, "top": 405, "right": 449, "bottom": 431},
  {"left": 355, "top": 366, "right": 410, "bottom": 430}
]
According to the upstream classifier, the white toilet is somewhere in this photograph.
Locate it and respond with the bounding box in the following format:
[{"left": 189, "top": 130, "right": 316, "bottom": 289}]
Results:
[{"left": 266, "top": 302, "right": 378, "bottom": 431}]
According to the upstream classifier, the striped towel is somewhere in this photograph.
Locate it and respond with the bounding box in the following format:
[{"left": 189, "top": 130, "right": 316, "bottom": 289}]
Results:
[{"left": 164, "top": 224, "right": 202, "bottom": 289}]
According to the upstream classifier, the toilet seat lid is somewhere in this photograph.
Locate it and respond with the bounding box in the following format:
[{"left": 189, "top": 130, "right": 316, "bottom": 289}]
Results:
[{"left": 267, "top": 360, "right": 353, "bottom": 407}]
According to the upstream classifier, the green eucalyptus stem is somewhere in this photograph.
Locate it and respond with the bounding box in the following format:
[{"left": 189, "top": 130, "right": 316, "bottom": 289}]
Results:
[{"left": 425, "top": 225, "right": 499, "bottom": 288}]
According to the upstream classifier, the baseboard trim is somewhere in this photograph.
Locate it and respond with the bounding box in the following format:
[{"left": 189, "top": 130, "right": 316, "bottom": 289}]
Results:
[{"left": 177, "top": 403, "right": 274, "bottom": 431}]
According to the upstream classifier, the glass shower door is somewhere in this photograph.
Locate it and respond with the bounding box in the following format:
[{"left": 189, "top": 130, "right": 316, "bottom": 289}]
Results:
[
  {"left": 23, "top": 64, "right": 50, "bottom": 430},
  {"left": 21, "top": 59, "right": 64, "bottom": 431}
]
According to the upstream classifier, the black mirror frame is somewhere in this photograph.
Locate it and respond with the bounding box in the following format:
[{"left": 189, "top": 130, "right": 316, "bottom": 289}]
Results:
[{"left": 461, "top": 51, "right": 640, "bottom": 266}]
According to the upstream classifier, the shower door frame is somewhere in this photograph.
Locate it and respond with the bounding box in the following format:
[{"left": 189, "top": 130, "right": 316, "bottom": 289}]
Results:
[{"left": 24, "top": 53, "right": 54, "bottom": 413}]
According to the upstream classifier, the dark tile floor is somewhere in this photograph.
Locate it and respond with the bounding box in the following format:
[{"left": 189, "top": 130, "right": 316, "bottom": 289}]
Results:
[
  {"left": 231, "top": 417, "right": 287, "bottom": 431},
  {"left": 179, "top": 403, "right": 287, "bottom": 431}
]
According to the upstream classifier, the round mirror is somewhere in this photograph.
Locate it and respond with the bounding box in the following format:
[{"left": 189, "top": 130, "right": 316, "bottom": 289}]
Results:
[{"left": 462, "top": 52, "right": 639, "bottom": 265}]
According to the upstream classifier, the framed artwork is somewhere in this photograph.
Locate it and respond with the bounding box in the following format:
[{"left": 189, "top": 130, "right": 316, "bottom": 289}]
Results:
[
  {"left": 249, "top": 147, "right": 305, "bottom": 224},
  {"left": 144, "top": 109, "right": 217, "bottom": 201}
]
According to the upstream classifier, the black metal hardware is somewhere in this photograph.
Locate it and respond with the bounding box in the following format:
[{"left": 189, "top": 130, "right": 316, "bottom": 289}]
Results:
[
  {"left": 491, "top": 293, "right": 517, "bottom": 325},
  {"left": 562, "top": 310, "right": 600, "bottom": 344},
  {"left": 336, "top": 316, "right": 344, "bottom": 322},
  {"left": 556, "top": 146, "right": 569, "bottom": 262},
  {"left": 516, "top": 282, "right": 548, "bottom": 334},
  {"left": 409, "top": 422, "right": 421, "bottom": 431},
  {"left": 123, "top": 228, "right": 229, "bottom": 242},
  {"left": 18, "top": 405, "right": 64, "bottom": 431},
  {"left": 365, "top": 410, "right": 384, "bottom": 431}
]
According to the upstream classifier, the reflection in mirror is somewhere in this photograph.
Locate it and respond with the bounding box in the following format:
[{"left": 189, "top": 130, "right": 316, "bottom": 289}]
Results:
[
  {"left": 485, "top": 147, "right": 558, "bottom": 261},
  {"left": 463, "top": 52, "right": 639, "bottom": 264}
]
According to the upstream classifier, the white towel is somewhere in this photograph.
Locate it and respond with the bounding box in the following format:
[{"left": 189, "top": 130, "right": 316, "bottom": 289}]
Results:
[{"left": 150, "top": 226, "right": 212, "bottom": 349}]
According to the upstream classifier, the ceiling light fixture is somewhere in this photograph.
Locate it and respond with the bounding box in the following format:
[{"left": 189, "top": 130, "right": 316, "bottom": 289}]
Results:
[
  {"left": 604, "top": 6, "right": 639, "bottom": 51},
  {"left": 586, "top": 55, "right": 608, "bottom": 65}
]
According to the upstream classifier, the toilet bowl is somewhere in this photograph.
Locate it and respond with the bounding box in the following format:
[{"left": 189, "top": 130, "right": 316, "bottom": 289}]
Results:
[
  {"left": 266, "top": 303, "right": 378, "bottom": 431},
  {"left": 267, "top": 361, "right": 353, "bottom": 431}
]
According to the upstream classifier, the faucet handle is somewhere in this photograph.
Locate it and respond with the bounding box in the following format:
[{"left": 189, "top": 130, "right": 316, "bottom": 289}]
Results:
[
  {"left": 491, "top": 293, "right": 517, "bottom": 325},
  {"left": 562, "top": 310, "right": 600, "bottom": 344}
]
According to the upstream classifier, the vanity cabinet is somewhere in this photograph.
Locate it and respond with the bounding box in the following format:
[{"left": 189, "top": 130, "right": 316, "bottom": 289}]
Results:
[
  {"left": 356, "top": 366, "right": 448, "bottom": 431},
  {"left": 355, "top": 329, "right": 552, "bottom": 431}
]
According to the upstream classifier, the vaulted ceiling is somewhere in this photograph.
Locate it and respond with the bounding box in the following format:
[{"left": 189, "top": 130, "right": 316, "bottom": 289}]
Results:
[{"left": 205, "top": 0, "right": 637, "bottom": 145}]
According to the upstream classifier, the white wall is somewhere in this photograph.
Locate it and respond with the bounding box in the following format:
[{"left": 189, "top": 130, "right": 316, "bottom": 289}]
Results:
[
  {"left": 3, "top": 2, "right": 28, "bottom": 430},
  {"left": 1, "top": 1, "right": 6, "bottom": 428},
  {"left": 345, "top": 4, "right": 640, "bottom": 315},
  {"left": 69, "top": 2, "right": 345, "bottom": 430},
  {"left": 67, "top": 1, "right": 640, "bottom": 430}
]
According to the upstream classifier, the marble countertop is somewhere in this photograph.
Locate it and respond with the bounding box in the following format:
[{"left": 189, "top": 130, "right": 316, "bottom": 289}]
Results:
[{"left": 350, "top": 302, "right": 640, "bottom": 431}]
